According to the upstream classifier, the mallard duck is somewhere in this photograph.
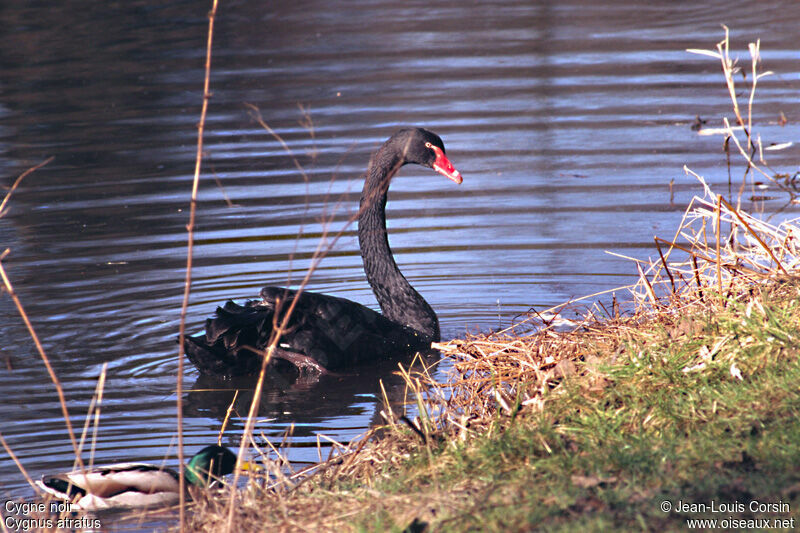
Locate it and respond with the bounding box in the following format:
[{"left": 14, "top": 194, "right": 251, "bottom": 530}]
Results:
[{"left": 35, "top": 445, "right": 237, "bottom": 511}]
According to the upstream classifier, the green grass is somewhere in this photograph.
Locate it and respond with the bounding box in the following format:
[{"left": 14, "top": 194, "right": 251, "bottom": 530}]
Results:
[
  {"left": 185, "top": 283, "right": 800, "bottom": 532},
  {"left": 339, "top": 284, "right": 800, "bottom": 532}
]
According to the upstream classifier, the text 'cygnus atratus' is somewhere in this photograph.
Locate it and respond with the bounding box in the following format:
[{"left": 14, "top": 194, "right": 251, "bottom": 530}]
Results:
[{"left": 184, "top": 127, "right": 462, "bottom": 377}]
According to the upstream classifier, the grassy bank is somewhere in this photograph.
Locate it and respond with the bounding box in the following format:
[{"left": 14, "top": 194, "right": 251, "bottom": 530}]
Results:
[
  {"left": 187, "top": 275, "right": 800, "bottom": 532},
  {"left": 186, "top": 184, "right": 800, "bottom": 532}
]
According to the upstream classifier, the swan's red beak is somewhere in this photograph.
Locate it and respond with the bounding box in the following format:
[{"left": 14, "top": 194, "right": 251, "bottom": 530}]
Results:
[{"left": 431, "top": 146, "right": 462, "bottom": 184}]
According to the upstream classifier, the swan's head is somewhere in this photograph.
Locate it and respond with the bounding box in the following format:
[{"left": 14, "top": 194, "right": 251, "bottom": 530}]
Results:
[{"left": 393, "top": 127, "right": 462, "bottom": 184}]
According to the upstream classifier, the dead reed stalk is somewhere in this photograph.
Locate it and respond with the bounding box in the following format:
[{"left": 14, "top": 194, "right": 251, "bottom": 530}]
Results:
[
  {"left": 176, "top": 1, "right": 220, "bottom": 526},
  {"left": 0, "top": 157, "right": 53, "bottom": 218},
  {"left": 687, "top": 26, "right": 788, "bottom": 202}
]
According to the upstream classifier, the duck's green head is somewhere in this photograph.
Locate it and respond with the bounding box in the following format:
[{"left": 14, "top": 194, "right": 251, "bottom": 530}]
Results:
[{"left": 184, "top": 445, "right": 237, "bottom": 487}]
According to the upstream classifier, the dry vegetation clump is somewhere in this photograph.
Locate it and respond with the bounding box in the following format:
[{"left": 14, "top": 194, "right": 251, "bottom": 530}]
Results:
[{"left": 415, "top": 175, "right": 800, "bottom": 439}]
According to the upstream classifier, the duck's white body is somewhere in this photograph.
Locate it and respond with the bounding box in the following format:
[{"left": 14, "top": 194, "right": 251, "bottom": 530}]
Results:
[{"left": 36, "top": 462, "right": 181, "bottom": 511}]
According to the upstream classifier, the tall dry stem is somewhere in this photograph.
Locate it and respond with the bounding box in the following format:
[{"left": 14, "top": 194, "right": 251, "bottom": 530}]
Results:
[{"left": 178, "top": 0, "right": 219, "bottom": 528}]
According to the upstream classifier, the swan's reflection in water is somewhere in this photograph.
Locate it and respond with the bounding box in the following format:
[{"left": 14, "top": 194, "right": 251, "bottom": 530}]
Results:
[{"left": 185, "top": 349, "right": 440, "bottom": 464}]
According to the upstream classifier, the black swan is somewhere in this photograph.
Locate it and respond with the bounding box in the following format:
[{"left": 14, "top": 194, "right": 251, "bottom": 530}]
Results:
[{"left": 184, "top": 127, "right": 461, "bottom": 377}]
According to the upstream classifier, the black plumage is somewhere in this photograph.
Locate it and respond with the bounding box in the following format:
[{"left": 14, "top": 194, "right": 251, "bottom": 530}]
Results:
[{"left": 184, "top": 128, "right": 462, "bottom": 378}]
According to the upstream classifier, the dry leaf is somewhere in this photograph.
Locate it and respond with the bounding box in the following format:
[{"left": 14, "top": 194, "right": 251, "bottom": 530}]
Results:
[{"left": 571, "top": 474, "right": 618, "bottom": 488}]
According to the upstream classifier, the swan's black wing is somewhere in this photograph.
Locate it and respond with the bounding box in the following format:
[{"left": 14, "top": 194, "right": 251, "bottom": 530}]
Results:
[{"left": 184, "top": 287, "right": 432, "bottom": 378}]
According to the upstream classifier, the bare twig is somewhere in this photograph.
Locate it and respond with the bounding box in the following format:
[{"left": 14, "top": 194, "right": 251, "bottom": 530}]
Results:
[
  {"left": 636, "top": 262, "right": 659, "bottom": 307},
  {"left": 0, "top": 157, "right": 53, "bottom": 218},
  {"left": 218, "top": 389, "right": 240, "bottom": 446},
  {"left": 0, "top": 433, "right": 36, "bottom": 490},
  {"left": 719, "top": 195, "right": 788, "bottom": 275},
  {"left": 715, "top": 195, "right": 723, "bottom": 294},
  {"left": 692, "top": 255, "right": 705, "bottom": 303},
  {"left": 178, "top": 0, "right": 219, "bottom": 528},
  {"left": 653, "top": 237, "right": 676, "bottom": 293}
]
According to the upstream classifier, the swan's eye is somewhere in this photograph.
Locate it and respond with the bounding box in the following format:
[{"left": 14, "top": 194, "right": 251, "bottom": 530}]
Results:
[{"left": 424, "top": 142, "right": 432, "bottom": 149}]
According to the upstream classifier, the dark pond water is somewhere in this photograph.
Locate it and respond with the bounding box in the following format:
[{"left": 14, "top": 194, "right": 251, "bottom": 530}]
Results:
[{"left": 1, "top": 0, "right": 800, "bottom": 525}]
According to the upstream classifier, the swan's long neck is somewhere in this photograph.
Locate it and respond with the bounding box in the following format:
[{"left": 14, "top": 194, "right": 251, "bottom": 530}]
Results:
[{"left": 358, "top": 147, "right": 439, "bottom": 341}]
